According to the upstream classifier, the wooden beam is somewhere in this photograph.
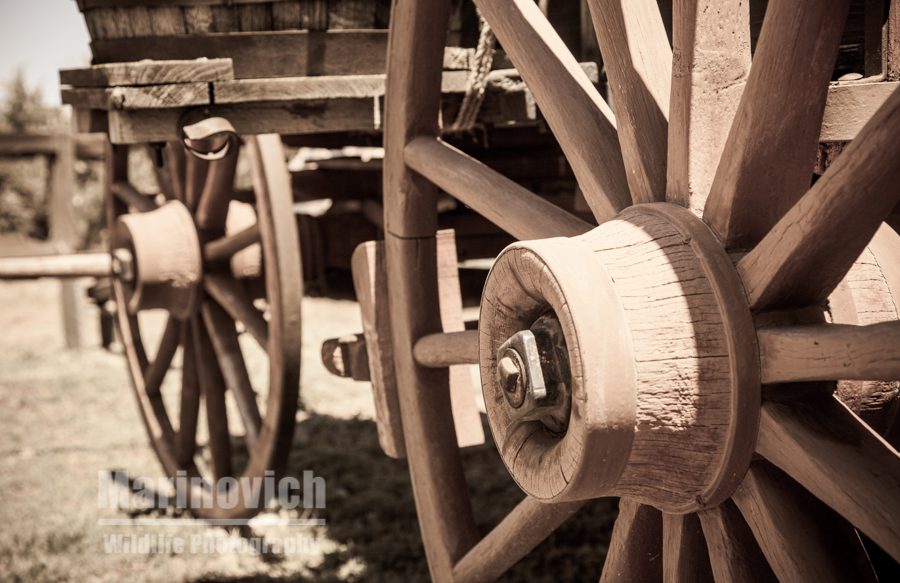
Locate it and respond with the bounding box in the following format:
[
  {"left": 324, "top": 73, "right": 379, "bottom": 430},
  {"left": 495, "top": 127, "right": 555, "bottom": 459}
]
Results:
[
  {"left": 704, "top": 0, "right": 851, "bottom": 249},
  {"left": 586, "top": 0, "right": 671, "bottom": 204},
  {"left": 404, "top": 137, "right": 592, "bottom": 240},
  {"left": 737, "top": 87, "right": 900, "bottom": 311},
  {"left": 757, "top": 394, "right": 900, "bottom": 562},
  {"left": 759, "top": 321, "right": 900, "bottom": 383},
  {"left": 821, "top": 81, "right": 900, "bottom": 141},
  {"left": 413, "top": 330, "right": 479, "bottom": 367},
  {"left": 59, "top": 58, "right": 233, "bottom": 87},
  {"left": 0, "top": 252, "right": 111, "bottom": 279}
]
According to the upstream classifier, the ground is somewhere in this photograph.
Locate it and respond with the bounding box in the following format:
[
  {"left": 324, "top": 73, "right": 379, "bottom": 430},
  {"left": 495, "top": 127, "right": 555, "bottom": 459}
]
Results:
[{"left": 0, "top": 277, "right": 616, "bottom": 582}]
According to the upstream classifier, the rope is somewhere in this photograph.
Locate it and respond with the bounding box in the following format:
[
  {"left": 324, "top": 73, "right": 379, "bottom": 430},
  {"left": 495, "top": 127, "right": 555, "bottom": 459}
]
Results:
[{"left": 448, "top": 15, "right": 497, "bottom": 133}]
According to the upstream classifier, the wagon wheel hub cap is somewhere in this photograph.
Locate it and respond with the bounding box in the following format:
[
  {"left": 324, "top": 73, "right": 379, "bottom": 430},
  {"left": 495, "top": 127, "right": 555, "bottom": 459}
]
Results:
[
  {"left": 111, "top": 200, "right": 203, "bottom": 320},
  {"left": 480, "top": 203, "right": 760, "bottom": 512}
]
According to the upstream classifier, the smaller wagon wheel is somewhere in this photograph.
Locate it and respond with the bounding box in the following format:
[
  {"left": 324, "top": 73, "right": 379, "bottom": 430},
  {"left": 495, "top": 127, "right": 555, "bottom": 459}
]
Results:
[
  {"left": 384, "top": 0, "right": 900, "bottom": 580},
  {"left": 106, "top": 120, "right": 303, "bottom": 519}
]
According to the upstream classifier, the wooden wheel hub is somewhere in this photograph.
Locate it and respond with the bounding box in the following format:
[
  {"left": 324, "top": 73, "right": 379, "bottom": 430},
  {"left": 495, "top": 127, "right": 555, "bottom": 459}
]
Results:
[
  {"left": 112, "top": 200, "right": 202, "bottom": 320},
  {"left": 480, "top": 203, "right": 760, "bottom": 512}
]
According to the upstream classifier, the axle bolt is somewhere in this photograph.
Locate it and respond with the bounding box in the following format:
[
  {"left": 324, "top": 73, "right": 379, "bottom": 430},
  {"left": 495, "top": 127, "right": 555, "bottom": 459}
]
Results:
[
  {"left": 497, "top": 354, "right": 524, "bottom": 407},
  {"left": 111, "top": 248, "right": 135, "bottom": 283}
]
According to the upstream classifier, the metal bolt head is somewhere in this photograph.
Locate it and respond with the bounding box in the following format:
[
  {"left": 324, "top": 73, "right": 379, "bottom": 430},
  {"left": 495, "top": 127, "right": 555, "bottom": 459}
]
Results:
[
  {"left": 498, "top": 356, "right": 521, "bottom": 393},
  {"left": 111, "top": 248, "right": 135, "bottom": 283}
]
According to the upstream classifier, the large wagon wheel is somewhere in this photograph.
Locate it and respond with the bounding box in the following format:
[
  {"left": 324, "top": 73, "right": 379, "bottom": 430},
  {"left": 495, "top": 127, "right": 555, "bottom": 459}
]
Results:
[
  {"left": 106, "top": 121, "right": 302, "bottom": 519},
  {"left": 384, "top": 0, "right": 900, "bottom": 580}
]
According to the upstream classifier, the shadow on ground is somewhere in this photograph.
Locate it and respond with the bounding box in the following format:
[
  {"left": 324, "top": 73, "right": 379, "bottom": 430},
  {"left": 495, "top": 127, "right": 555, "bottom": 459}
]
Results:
[{"left": 198, "top": 414, "right": 617, "bottom": 583}]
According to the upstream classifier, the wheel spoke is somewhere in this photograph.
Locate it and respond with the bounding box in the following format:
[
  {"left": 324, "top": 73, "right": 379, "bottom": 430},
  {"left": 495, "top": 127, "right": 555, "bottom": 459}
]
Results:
[
  {"left": 144, "top": 315, "right": 181, "bottom": 396},
  {"left": 599, "top": 499, "right": 662, "bottom": 583},
  {"left": 667, "top": 0, "right": 750, "bottom": 214},
  {"left": 452, "top": 498, "right": 583, "bottom": 582},
  {"left": 201, "top": 300, "right": 262, "bottom": 449},
  {"left": 699, "top": 500, "right": 776, "bottom": 582},
  {"left": 757, "top": 393, "right": 900, "bottom": 561},
  {"left": 758, "top": 321, "right": 900, "bottom": 383},
  {"left": 585, "top": 0, "right": 671, "bottom": 204},
  {"left": 204, "top": 273, "right": 268, "bottom": 348},
  {"left": 732, "top": 462, "right": 876, "bottom": 582},
  {"left": 737, "top": 87, "right": 900, "bottom": 311},
  {"left": 111, "top": 181, "right": 157, "bottom": 213},
  {"left": 177, "top": 320, "right": 201, "bottom": 467},
  {"left": 404, "top": 138, "right": 591, "bottom": 240},
  {"left": 204, "top": 224, "right": 262, "bottom": 263},
  {"left": 704, "top": 0, "right": 851, "bottom": 249},
  {"left": 474, "top": 0, "right": 630, "bottom": 221},
  {"left": 192, "top": 313, "right": 233, "bottom": 481},
  {"left": 195, "top": 138, "right": 240, "bottom": 230},
  {"left": 663, "top": 512, "right": 714, "bottom": 582}
]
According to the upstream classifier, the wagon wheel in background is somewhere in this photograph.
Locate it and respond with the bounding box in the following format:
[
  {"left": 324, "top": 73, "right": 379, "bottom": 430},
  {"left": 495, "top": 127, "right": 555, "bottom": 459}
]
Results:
[
  {"left": 384, "top": 0, "right": 900, "bottom": 580},
  {"left": 106, "top": 121, "right": 303, "bottom": 519}
]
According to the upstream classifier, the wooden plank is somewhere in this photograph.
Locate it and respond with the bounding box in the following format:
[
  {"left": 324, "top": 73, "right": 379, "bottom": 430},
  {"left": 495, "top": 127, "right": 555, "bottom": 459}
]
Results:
[
  {"left": 737, "top": 87, "right": 900, "bottom": 311},
  {"left": 759, "top": 321, "right": 900, "bottom": 383},
  {"left": 79, "top": 0, "right": 272, "bottom": 7},
  {"left": 48, "top": 134, "right": 80, "bottom": 349},
  {"left": 452, "top": 498, "right": 584, "bottom": 582},
  {"left": 474, "top": 0, "right": 630, "bottom": 222},
  {"left": 62, "top": 82, "right": 210, "bottom": 110},
  {"left": 667, "top": 0, "right": 750, "bottom": 215},
  {"left": 732, "top": 462, "right": 877, "bottom": 582},
  {"left": 586, "top": 0, "right": 671, "bottom": 204},
  {"left": 820, "top": 81, "right": 900, "bottom": 141},
  {"left": 59, "top": 58, "right": 233, "bottom": 87},
  {"left": 757, "top": 393, "right": 900, "bottom": 562},
  {"left": 704, "top": 0, "right": 852, "bottom": 250}
]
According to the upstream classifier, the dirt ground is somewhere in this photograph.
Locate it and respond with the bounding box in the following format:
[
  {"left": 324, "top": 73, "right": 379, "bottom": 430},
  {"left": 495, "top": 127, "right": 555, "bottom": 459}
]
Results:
[{"left": 0, "top": 277, "right": 617, "bottom": 582}]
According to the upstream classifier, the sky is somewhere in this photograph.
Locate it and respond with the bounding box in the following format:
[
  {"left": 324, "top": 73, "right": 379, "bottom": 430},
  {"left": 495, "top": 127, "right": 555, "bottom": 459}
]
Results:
[{"left": 0, "top": 0, "right": 92, "bottom": 106}]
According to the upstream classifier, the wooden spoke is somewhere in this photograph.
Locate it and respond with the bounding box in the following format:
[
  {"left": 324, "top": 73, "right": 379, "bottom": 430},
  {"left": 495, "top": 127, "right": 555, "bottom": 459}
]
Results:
[
  {"left": 176, "top": 320, "right": 201, "bottom": 467},
  {"left": 732, "top": 462, "right": 876, "bottom": 582},
  {"left": 143, "top": 315, "right": 181, "bottom": 397},
  {"left": 452, "top": 498, "right": 583, "bottom": 583},
  {"left": 599, "top": 499, "right": 662, "bottom": 583},
  {"left": 759, "top": 321, "right": 900, "bottom": 383},
  {"left": 474, "top": 0, "right": 631, "bottom": 221},
  {"left": 404, "top": 138, "right": 592, "bottom": 240},
  {"left": 585, "top": 0, "right": 671, "bottom": 204},
  {"left": 110, "top": 181, "right": 157, "bottom": 213},
  {"left": 413, "top": 330, "right": 479, "bottom": 368},
  {"left": 704, "top": 0, "right": 851, "bottom": 249},
  {"left": 184, "top": 149, "right": 210, "bottom": 210},
  {"left": 699, "top": 500, "right": 777, "bottom": 582},
  {"left": 667, "top": 0, "right": 750, "bottom": 215},
  {"left": 757, "top": 393, "right": 900, "bottom": 561},
  {"left": 201, "top": 300, "right": 262, "bottom": 449},
  {"left": 204, "top": 273, "right": 268, "bottom": 348},
  {"left": 192, "top": 313, "right": 232, "bottom": 481},
  {"left": 195, "top": 138, "right": 240, "bottom": 230},
  {"left": 737, "top": 88, "right": 900, "bottom": 310},
  {"left": 204, "top": 224, "right": 261, "bottom": 263},
  {"left": 663, "top": 513, "right": 714, "bottom": 582}
]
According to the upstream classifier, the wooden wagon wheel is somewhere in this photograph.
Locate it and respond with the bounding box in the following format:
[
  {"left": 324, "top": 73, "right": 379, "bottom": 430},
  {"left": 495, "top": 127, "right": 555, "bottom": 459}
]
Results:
[
  {"left": 106, "top": 121, "right": 303, "bottom": 520},
  {"left": 384, "top": 0, "right": 900, "bottom": 580}
]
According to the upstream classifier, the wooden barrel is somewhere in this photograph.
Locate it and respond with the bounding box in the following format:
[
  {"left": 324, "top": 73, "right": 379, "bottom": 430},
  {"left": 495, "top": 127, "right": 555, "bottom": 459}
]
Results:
[{"left": 76, "top": 1, "right": 391, "bottom": 39}]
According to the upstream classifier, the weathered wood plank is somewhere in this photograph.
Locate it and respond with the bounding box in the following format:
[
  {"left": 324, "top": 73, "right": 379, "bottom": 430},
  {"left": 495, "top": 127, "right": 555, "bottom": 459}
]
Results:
[
  {"left": 820, "top": 81, "right": 900, "bottom": 141},
  {"left": 62, "top": 82, "right": 210, "bottom": 110},
  {"left": 60, "top": 58, "right": 233, "bottom": 87}
]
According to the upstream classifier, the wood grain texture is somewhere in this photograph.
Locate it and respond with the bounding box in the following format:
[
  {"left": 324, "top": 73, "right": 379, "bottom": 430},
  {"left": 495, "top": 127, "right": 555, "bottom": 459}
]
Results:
[
  {"left": 452, "top": 498, "right": 583, "bottom": 583},
  {"left": 667, "top": 0, "right": 750, "bottom": 215},
  {"left": 59, "top": 58, "right": 233, "bottom": 87},
  {"left": 732, "top": 462, "right": 877, "bottom": 582},
  {"left": 704, "top": 0, "right": 851, "bottom": 249},
  {"left": 404, "top": 138, "right": 592, "bottom": 241},
  {"left": 599, "top": 499, "right": 662, "bottom": 583},
  {"left": 474, "top": 0, "right": 631, "bottom": 222},
  {"left": 586, "top": 0, "right": 671, "bottom": 204},
  {"left": 821, "top": 81, "right": 900, "bottom": 141},
  {"left": 759, "top": 321, "right": 900, "bottom": 383},
  {"left": 699, "top": 500, "right": 777, "bottom": 582},
  {"left": 757, "top": 393, "right": 900, "bottom": 561},
  {"left": 663, "top": 512, "right": 713, "bottom": 582},
  {"left": 737, "top": 87, "right": 900, "bottom": 311}
]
